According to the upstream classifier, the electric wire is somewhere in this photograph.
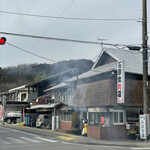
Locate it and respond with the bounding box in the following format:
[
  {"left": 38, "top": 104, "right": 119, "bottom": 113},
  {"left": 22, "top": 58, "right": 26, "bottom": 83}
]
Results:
[
  {"left": 6, "top": 42, "right": 58, "bottom": 63},
  {"left": 44, "top": 0, "right": 74, "bottom": 32},
  {"left": 0, "top": 10, "right": 138, "bottom": 22},
  {"left": 26, "top": 0, "right": 74, "bottom": 64},
  {"left": 26, "top": 0, "right": 75, "bottom": 64}
]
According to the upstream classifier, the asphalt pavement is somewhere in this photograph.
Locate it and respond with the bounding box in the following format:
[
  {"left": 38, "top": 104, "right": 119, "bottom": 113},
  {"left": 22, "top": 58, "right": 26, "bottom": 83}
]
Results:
[{"left": 0, "top": 123, "right": 150, "bottom": 148}]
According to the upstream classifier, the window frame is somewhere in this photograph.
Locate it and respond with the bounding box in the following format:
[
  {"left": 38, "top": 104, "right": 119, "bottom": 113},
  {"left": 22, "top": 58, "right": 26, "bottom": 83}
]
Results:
[
  {"left": 60, "top": 111, "right": 72, "bottom": 122},
  {"left": 89, "top": 112, "right": 100, "bottom": 126},
  {"left": 21, "top": 93, "right": 27, "bottom": 101},
  {"left": 113, "top": 110, "right": 125, "bottom": 125}
]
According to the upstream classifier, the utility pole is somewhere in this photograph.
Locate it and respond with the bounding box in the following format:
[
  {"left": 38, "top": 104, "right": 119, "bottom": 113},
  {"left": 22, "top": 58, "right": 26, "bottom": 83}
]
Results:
[
  {"left": 142, "top": 0, "right": 149, "bottom": 115},
  {"left": 142, "top": 0, "right": 149, "bottom": 140}
]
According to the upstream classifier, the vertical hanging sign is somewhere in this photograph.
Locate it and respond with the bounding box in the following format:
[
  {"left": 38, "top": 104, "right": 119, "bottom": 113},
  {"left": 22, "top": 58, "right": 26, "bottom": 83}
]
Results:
[
  {"left": 140, "top": 115, "right": 147, "bottom": 140},
  {"left": 117, "top": 61, "right": 125, "bottom": 103}
]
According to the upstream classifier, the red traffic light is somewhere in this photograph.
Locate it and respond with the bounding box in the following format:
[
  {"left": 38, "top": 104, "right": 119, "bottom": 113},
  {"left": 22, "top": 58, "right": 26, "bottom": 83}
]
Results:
[{"left": 0, "top": 37, "right": 6, "bottom": 45}]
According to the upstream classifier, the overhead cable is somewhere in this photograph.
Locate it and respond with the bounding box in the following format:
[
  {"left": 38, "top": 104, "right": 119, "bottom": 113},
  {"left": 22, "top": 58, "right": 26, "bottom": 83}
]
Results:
[
  {"left": 0, "top": 10, "right": 138, "bottom": 22},
  {"left": 45, "top": 0, "right": 74, "bottom": 31},
  {"left": 6, "top": 42, "right": 58, "bottom": 63}
]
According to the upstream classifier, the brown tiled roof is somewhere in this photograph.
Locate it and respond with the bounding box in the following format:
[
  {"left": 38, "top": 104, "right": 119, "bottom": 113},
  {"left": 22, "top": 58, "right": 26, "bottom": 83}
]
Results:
[{"left": 72, "top": 79, "right": 116, "bottom": 107}]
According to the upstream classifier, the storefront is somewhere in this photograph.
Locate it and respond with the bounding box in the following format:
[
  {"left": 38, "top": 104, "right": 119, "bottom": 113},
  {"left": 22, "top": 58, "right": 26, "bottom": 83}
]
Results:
[{"left": 87, "top": 107, "right": 143, "bottom": 140}]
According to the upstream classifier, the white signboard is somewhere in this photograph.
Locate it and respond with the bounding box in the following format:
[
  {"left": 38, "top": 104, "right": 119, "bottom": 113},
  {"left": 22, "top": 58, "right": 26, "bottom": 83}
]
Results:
[
  {"left": 117, "top": 61, "right": 125, "bottom": 103},
  {"left": 140, "top": 115, "right": 147, "bottom": 140}
]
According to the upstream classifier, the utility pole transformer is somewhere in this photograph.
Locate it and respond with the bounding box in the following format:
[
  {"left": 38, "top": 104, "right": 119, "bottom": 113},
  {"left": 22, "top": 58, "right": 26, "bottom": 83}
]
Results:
[{"left": 142, "top": 0, "right": 149, "bottom": 115}]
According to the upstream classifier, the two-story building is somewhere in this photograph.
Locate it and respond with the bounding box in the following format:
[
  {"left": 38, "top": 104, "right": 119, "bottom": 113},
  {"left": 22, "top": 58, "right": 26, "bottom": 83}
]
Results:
[
  {"left": 27, "top": 69, "right": 78, "bottom": 128},
  {"left": 44, "top": 82, "right": 74, "bottom": 131},
  {"left": 26, "top": 69, "right": 76, "bottom": 104},
  {"left": 0, "top": 85, "right": 29, "bottom": 122}
]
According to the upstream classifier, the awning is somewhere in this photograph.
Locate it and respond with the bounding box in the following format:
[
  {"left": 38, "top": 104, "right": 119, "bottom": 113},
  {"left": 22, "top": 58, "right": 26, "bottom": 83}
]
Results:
[
  {"left": 31, "top": 104, "right": 55, "bottom": 109},
  {"left": 30, "top": 101, "right": 66, "bottom": 110}
]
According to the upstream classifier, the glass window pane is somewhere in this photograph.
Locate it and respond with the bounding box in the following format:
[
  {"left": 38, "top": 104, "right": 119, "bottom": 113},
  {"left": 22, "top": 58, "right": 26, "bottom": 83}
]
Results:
[
  {"left": 89, "top": 113, "right": 94, "bottom": 125},
  {"left": 119, "top": 112, "right": 123, "bottom": 123},
  {"left": 95, "top": 113, "right": 100, "bottom": 124},
  {"left": 114, "top": 112, "right": 118, "bottom": 123}
]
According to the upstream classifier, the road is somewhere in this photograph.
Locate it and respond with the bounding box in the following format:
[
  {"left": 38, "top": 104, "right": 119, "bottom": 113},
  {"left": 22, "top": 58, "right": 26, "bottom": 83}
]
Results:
[{"left": 0, "top": 126, "right": 149, "bottom": 150}]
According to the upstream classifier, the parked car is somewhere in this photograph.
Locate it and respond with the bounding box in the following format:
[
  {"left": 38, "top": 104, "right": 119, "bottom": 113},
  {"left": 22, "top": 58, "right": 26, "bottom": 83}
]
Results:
[
  {"left": 4, "top": 111, "right": 21, "bottom": 124},
  {"left": 36, "top": 114, "right": 51, "bottom": 129}
]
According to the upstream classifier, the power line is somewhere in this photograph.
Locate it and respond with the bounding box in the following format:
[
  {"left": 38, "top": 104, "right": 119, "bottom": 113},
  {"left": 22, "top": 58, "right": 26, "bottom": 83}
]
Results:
[
  {"left": 0, "top": 10, "right": 138, "bottom": 22},
  {"left": 31, "top": 0, "right": 75, "bottom": 51},
  {"left": 44, "top": 0, "right": 75, "bottom": 33},
  {"left": 6, "top": 42, "right": 58, "bottom": 63}
]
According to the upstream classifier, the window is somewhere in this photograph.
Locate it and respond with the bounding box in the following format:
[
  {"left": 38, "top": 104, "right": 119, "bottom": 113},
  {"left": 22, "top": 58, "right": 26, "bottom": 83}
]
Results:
[
  {"left": 89, "top": 112, "right": 112, "bottom": 127},
  {"left": 61, "top": 112, "right": 72, "bottom": 122},
  {"left": 29, "top": 86, "right": 37, "bottom": 93},
  {"left": 33, "top": 87, "right": 37, "bottom": 92},
  {"left": 21, "top": 93, "right": 27, "bottom": 101},
  {"left": 44, "top": 115, "right": 50, "bottom": 119},
  {"left": 113, "top": 110, "right": 124, "bottom": 125},
  {"left": 89, "top": 112, "right": 100, "bottom": 126}
]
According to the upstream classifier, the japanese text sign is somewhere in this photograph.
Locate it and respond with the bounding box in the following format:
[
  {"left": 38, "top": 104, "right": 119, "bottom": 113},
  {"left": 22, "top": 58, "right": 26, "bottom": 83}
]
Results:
[{"left": 117, "top": 61, "right": 125, "bottom": 103}]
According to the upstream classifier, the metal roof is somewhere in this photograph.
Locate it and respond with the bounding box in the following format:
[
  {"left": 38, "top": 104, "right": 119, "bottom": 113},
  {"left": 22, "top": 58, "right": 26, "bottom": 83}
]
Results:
[
  {"left": 66, "top": 48, "right": 150, "bottom": 82},
  {"left": 9, "top": 85, "right": 27, "bottom": 92},
  {"left": 26, "top": 69, "right": 74, "bottom": 87},
  {"left": 104, "top": 48, "right": 150, "bottom": 75},
  {"left": 66, "top": 62, "right": 117, "bottom": 82},
  {"left": 44, "top": 82, "right": 68, "bottom": 92}
]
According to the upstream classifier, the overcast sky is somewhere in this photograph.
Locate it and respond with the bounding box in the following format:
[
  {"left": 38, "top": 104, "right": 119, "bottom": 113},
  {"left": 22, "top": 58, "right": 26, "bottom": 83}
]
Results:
[{"left": 0, "top": 0, "right": 149, "bottom": 68}]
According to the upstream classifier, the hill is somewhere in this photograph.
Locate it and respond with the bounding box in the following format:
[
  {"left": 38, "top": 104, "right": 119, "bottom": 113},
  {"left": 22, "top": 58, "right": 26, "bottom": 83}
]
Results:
[{"left": 0, "top": 59, "right": 94, "bottom": 92}]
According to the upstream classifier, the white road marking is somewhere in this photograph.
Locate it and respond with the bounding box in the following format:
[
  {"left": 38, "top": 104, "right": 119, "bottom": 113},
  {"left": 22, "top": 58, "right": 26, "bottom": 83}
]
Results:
[
  {"left": 20, "top": 137, "right": 42, "bottom": 143},
  {"left": 0, "top": 139, "right": 11, "bottom": 144},
  {"left": 131, "top": 148, "right": 150, "bottom": 150},
  {"left": 7, "top": 137, "right": 26, "bottom": 143},
  {"left": 2, "top": 128, "right": 35, "bottom": 135},
  {"left": 62, "top": 142, "right": 124, "bottom": 149},
  {"left": 82, "top": 144, "right": 124, "bottom": 149},
  {"left": 62, "top": 142, "right": 72, "bottom": 144},
  {"left": 34, "top": 137, "right": 57, "bottom": 143}
]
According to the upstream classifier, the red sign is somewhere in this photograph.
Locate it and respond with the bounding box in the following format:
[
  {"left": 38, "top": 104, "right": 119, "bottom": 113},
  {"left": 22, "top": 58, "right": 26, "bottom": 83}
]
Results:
[{"left": 0, "top": 107, "right": 2, "bottom": 118}]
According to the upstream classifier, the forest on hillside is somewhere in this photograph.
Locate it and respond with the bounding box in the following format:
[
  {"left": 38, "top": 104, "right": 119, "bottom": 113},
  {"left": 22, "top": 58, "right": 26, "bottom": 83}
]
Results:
[{"left": 0, "top": 59, "right": 94, "bottom": 92}]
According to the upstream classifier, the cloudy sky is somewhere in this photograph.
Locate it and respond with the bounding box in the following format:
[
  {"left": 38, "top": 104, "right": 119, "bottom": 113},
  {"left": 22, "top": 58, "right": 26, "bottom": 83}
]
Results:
[{"left": 0, "top": 0, "right": 149, "bottom": 68}]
